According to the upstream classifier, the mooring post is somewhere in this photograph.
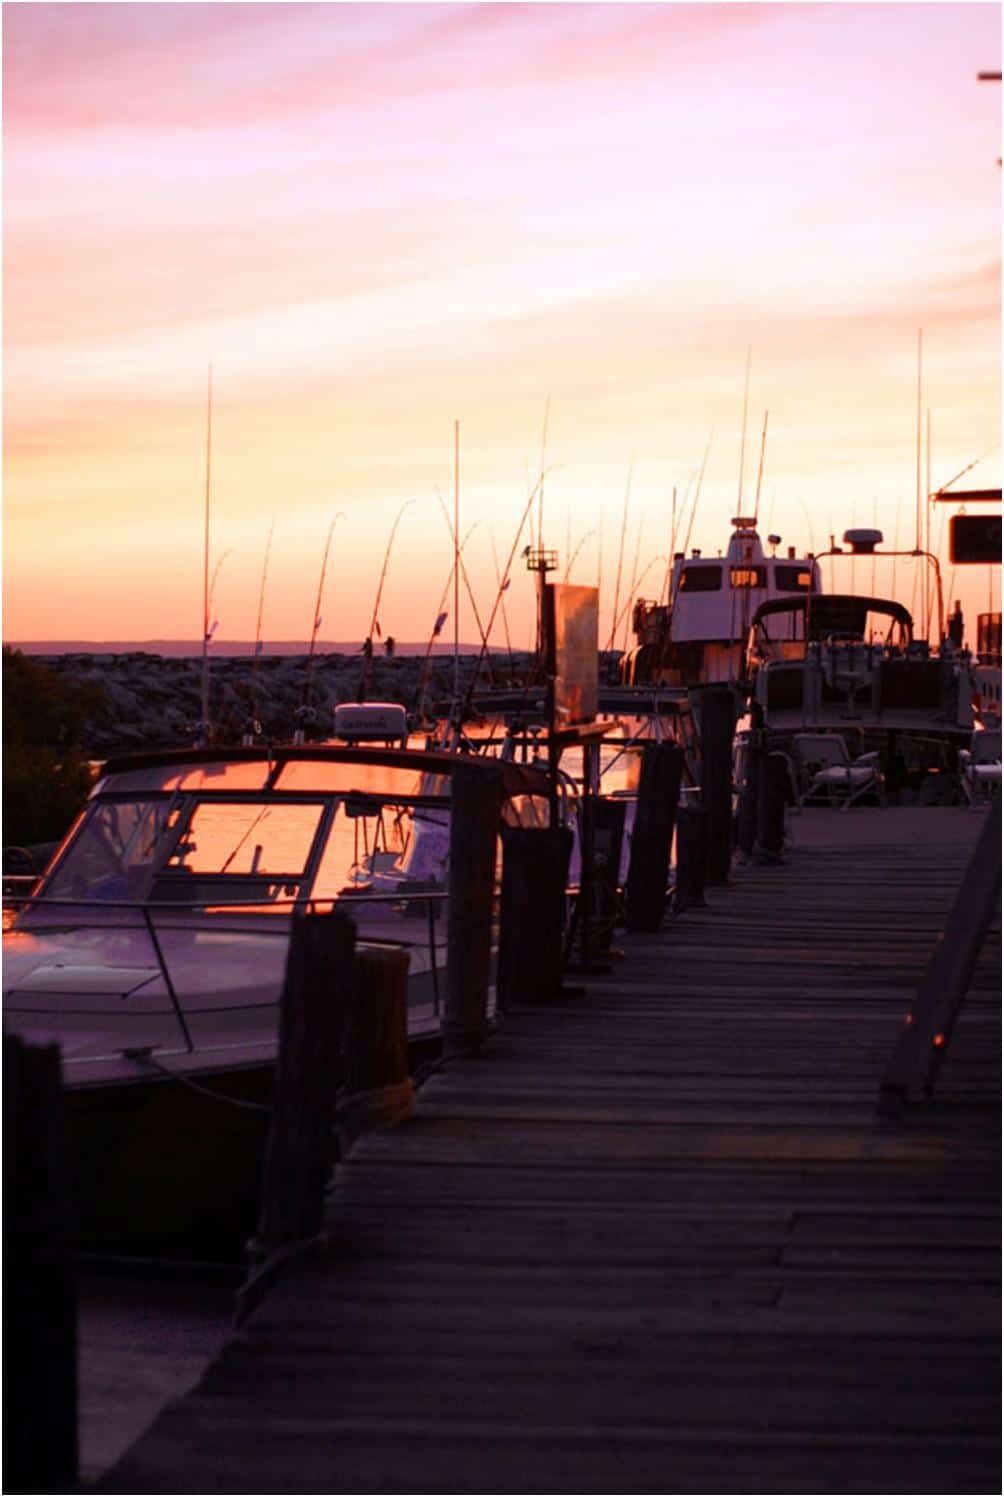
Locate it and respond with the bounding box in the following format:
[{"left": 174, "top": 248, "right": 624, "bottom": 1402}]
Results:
[
  {"left": 624, "top": 741, "right": 685, "bottom": 931},
  {"left": 338, "top": 946, "right": 415, "bottom": 1147},
  {"left": 697, "top": 684, "right": 735, "bottom": 883},
  {"left": 593, "top": 795, "right": 628, "bottom": 952},
  {"left": 3, "top": 1033, "right": 78, "bottom": 1494},
  {"left": 252, "top": 910, "right": 355, "bottom": 1258},
  {"left": 497, "top": 824, "right": 573, "bottom": 1006},
  {"left": 737, "top": 705, "right": 764, "bottom": 858},
  {"left": 673, "top": 800, "right": 708, "bottom": 911},
  {"left": 444, "top": 759, "right": 504, "bottom": 1055},
  {"left": 756, "top": 751, "right": 789, "bottom": 862}
]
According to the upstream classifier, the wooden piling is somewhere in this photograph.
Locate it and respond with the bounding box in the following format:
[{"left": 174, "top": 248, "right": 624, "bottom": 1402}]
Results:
[
  {"left": 673, "top": 801, "right": 708, "bottom": 910},
  {"left": 251, "top": 910, "right": 354, "bottom": 1258},
  {"left": 3, "top": 1033, "right": 78, "bottom": 1494},
  {"left": 443, "top": 759, "right": 504, "bottom": 1056},
  {"left": 756, "top": 751, "right": 789, "bottom": 861},
  {"left": 624, "top": 741, "right": 684, "bottom": 931},
  {"left": 497, "top": 824, "right": 573, "bottom": 1006},
  {"left": 697, "top": 684, "right": 735, "bottom": 883},
  {"left": 737, "top": 707, "right": 764, "bottom": 858},
  {"left": 338, "top": 946, "right": 415, "bottom": 1145}
]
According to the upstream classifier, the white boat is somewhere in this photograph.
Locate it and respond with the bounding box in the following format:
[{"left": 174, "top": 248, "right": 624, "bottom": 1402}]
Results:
[
  {"left": 743, "top": 591, "right": 977, "bottom": 805},
  {"left": 621, "top": 517, "right": 821, "bottom": 688},
  {"left": 2, "top": 743, "right": 549, "bottom": 1250}
]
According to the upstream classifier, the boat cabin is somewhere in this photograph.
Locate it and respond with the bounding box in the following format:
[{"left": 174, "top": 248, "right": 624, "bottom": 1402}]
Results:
[{"left": 621, "top": 519, "right": 821, "bottom": 687}]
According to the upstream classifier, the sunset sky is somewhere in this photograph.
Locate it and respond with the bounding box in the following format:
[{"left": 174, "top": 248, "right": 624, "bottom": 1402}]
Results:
[{"left": 3, "top": 1, "right": 1000, "bottom": 651}]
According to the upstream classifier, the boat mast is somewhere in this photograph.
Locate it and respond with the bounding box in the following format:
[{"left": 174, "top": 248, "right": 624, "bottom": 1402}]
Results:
[{"left": 199, "top": 364, "right": 213, "bottom": 746}]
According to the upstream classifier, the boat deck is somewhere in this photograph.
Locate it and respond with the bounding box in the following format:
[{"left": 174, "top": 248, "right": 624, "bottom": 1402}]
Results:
[{"left": 100, "top": 808, "right": 1000, "bottom": 1494}]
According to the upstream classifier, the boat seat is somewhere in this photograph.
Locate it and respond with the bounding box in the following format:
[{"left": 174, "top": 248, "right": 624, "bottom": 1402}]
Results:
[
  {"left": 959, "top": 730, "right": 1002, "bottom": 807},
  {"left": 791, "top": 734, "right": 883, "bottom": 811}
]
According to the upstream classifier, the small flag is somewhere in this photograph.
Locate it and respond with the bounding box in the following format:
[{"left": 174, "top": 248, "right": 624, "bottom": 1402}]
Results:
[
  {"left": 374, "top": 620, "right": 382, "bottom": 638},
  {"left": 205, "top": 620, "right": 218, "bottom": 642},
  {"left": 314, "top": 615, "right": 323, "bottom": 631},
  {"left": 433, "top": 611, "right": 448, "bottom": 636},
  {"left": 501, "top": 578, "right": 511, "bottom": 592}
]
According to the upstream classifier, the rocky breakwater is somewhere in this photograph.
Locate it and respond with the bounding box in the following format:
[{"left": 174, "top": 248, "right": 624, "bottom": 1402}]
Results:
[{"left": 32, "top": 651, "right": 535, "bottom": 759}]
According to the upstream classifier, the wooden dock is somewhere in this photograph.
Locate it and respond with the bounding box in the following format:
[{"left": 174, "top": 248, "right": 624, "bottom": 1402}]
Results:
[{"left": 101, "top": 809, "right": 1000, "bottom": 1494}]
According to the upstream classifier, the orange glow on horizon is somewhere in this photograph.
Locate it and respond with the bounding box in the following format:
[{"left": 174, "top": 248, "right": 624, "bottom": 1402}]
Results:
[{"left": 3, "top": 3, "right": 1000, "bottom": 651}]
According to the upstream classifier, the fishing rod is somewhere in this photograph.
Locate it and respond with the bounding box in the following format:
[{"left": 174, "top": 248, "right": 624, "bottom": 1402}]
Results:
[
  {"left": 662, "top": 475, "right": 694, "bottom": 605},
  {"left": 620, "top": 511, "right": 646, "bottom": 656},
  {"left": 605, "top": 456, "right": 634, "bottom": 655},
  {"left": 563, "top": 528, "right": 596, "bottom": 583},
  {"left": 490, "top": 530, "right": 516, "bottom": 678},
  {"left": 299, "top": 512, "right": 344, "bottom": 735},
  {"left": 360, "top": 499, "right": 414, "bottom": 700},
  {"left": 436, "top": 491, "right": 494, "bottom": 680},
  {"left": 751, "top": 410, "right": 769, "bottom": 526},
  {"left": 609, "top": 555, "right": 668, "bottom": 648},
  {"left": 670, "top": 432, "right": 714, "bottom": 613},
  {"left": 247, "top": 520, "right": 274, "bottom": 738},
  {"left": 415, "top": 522, "right": 480, "bottom": 723},
  {"left": 198, "top": 364, "right": 214, "bottom": 746},
  {"left": 458, "top": 468, "right": 552, "bottom": 725}
]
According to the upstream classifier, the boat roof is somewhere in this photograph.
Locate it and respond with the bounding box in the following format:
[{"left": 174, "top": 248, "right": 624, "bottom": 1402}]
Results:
[
  {"left": 96, "top": 744, "right": 551, "bottom": 801},
  {"left": 751, "top": 593, "right": 913, "bottom": 635}
]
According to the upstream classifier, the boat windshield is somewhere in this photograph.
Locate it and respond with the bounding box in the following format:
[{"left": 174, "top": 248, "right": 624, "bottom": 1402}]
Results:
[{"left": 43, "top": 798, "right": 175, "bottom": 905}]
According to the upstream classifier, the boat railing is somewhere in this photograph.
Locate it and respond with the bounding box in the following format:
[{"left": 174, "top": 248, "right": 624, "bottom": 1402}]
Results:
[{"left": 3, "top": 887, "right": 451, "bottom": 1052}]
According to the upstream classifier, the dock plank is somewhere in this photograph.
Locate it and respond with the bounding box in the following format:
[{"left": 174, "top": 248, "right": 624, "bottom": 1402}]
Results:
[{"left": 101, "top": 808, "right": 1000, "bottom": 1494}]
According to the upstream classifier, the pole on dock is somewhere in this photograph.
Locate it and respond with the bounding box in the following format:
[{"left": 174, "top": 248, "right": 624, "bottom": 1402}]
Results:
[
  {"left": 673, "top": 800, "right": 708, "bottom": 910},
  {"left": 497, "top": 824, "right": 573, "bottom": 1005},
  {"left": 756, "top": 752, "right": 789, "bottom": 862},
  {"left": 879, "top": 800, "right": 1001, "bottom": 1110},
  {"left": 624, "top": 741, "right": 684, "bottom": 931},
  {"left": 737, "top": 705, "right": 764, "bottom": 859},
  {"left": 593, "top": 795, "right": 628, "bottom": 951},
  {"left": 3, "top": 1033, "right": 78, "bottom": 1493},
  {"left": 251, "top": 910, "right": 354, "bottom": 1260},
  {"left": 697, "top": 684, "right": 735, "bottom": 883},
  {"left": 444, "top": 760, "right": 504, "bottom": 1055},
  {"left": 338, "top": 947, "right": 415, "bottom": 1147}
]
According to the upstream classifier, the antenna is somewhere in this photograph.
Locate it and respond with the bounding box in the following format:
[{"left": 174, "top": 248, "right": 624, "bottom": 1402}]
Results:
[
  {"left": 199, "top": 364, "right": 214, "bottom": 746},
  {"left": 737, "top": 345, "right": 752, "bottom": 516}
]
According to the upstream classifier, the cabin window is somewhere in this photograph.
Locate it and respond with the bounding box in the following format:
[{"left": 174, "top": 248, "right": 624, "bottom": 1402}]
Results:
[
  {"left": 774, "top": 565, "right": 813, "bottom": 592},
  {"left": 730, "top": 566, "right": 767, "bottom": 589},
  {"left": 165, "top": 801, "right": 324, "bottom": 877},
  {"left": 679, "top": 565, "right": 722, "bottom": 592}
]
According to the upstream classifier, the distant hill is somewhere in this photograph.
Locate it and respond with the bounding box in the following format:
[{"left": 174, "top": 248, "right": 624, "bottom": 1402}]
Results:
[{"left": 8, "top": 640, "right": 489, "bottom": 658}]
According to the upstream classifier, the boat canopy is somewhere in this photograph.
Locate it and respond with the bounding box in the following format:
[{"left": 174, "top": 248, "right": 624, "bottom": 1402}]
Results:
[
  {"left": 750, "top": 594, "right": 913, "bottom": 643},
  {"left": 95, "top": 745, "right": 551, "bottom": 803}
]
